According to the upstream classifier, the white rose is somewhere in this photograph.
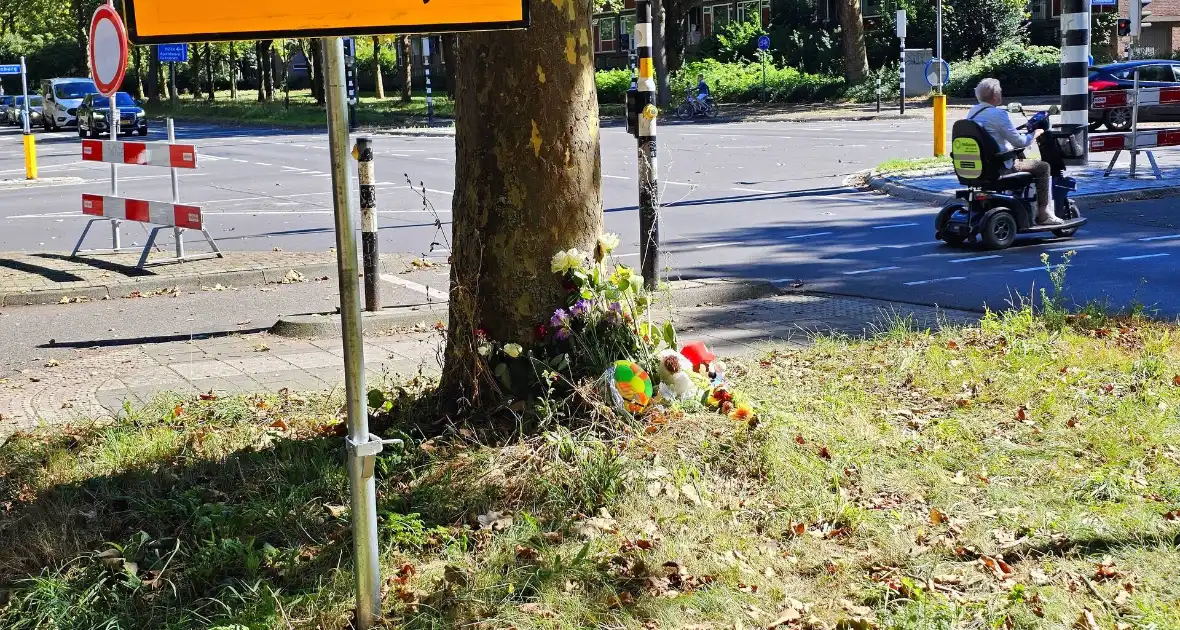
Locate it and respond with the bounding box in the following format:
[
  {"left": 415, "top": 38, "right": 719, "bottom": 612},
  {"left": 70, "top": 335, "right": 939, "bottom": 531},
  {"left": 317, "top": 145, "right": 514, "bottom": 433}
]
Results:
[
  {"left": 598, "top": 232, "right": 620, "bottom": 253},
  {"left": 504, "top": 343, "right": 523, "bottom": 358}
]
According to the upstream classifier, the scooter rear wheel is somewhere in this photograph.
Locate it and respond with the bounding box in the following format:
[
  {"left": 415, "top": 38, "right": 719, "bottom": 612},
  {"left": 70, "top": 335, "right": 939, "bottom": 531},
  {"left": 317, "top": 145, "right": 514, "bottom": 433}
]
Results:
[
  {"left": 1053, "top": 201, "right": 1081, "bottom": 238},
  {"left": 981, "top": 210, "right": 1018, "bottom": 250}
]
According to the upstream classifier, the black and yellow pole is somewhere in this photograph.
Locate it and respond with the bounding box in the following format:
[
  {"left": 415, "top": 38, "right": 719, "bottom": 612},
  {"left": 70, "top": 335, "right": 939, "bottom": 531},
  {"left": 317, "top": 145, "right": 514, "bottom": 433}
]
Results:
[
  {"left": 20, "top": 56, "right": 36, "bottom": 180},
  {"left": 354, "top": 137, "right": 380, "bottom": 312},
  {"left": 635, "top": 0, "right": 660, "bottom": 290}
]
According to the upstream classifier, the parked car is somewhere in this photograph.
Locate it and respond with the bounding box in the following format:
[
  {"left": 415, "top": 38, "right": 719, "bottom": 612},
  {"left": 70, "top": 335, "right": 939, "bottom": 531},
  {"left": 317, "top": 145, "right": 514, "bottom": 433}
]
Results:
[
  {"left": 40, "top": 77, "right": 98, "bottom": 131},
  {"left": 1089, "top": 60, "right": 1180, "bottom": 132},
  {"left": 77, "top": 92, "right": 147, "bottom": 138},
  {"left": 0, "top": 95, "right": 14, "bottom": 122},
  {"left": 6, "top": 95, "right": 43, "bottom": 127}
]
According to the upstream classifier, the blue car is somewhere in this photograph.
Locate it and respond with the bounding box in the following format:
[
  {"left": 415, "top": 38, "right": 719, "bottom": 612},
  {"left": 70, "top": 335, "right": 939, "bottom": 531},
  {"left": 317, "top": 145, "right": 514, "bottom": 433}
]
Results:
[
  {"left": 0, "top": 95, "right": 14, "bottom": 123},
  {"left": 1089, "top": 60, "right": 1180, "bottom": 132},
  {"left": 77, "top": 92, "right": 148, "bottom": 138}
]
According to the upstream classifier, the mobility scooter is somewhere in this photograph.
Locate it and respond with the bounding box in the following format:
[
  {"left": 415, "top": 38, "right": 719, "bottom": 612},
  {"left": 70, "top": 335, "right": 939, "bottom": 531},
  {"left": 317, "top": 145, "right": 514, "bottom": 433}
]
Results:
[{"left": 935, "top": 105, "right": 1088, "bottom": 250}]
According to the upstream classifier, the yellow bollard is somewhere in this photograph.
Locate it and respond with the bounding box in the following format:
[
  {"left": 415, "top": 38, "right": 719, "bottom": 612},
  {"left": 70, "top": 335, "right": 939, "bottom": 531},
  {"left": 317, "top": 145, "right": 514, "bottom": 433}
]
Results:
[
  {"left": 933, "top": 93, "right": 947, "bottom": 157},
  {"left": 23, "top": 133, "right": 37, "bottom": 180}
]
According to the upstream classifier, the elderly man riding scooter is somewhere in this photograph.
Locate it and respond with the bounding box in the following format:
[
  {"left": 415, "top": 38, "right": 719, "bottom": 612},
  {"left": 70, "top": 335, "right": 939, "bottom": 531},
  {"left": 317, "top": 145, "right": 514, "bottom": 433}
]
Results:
[{"left": 965, "top": 78, "right": 1065, "bottom": 226}]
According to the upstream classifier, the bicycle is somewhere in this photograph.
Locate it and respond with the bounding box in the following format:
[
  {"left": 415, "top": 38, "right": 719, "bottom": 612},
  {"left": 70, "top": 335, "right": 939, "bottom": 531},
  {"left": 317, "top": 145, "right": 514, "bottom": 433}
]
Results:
[{"left": 675, "top": 89, "right": 718, "bottom": 120}]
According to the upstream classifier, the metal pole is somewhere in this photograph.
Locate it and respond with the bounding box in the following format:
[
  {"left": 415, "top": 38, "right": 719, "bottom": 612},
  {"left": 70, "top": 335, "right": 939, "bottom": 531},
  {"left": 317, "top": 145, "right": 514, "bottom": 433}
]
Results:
[
  {"left": 1130, "top": 67, "right": 1141, "bottom": 177},
  {"left": 19, "top": 56, "right": 36, "bottom": 180},
  {"left": 936, "top": 0, "right": 943, "bottom": 90},
  {"left": 423, "top": 37, "right": 433, "bottom": 126},
  {"left": 636, "top": 0, "right": 660, "bottom": 290},
  {"left": 357, "top": 136, "right": 380, "bottom": 312},
  {"left": 761, "top": 52, "right": 766, "bottom": 103},
  {"left": 170, "top": 61, "right": 178, "bottom": 108},
  {"left": 110, "top": 92, "right": 121, "bottom": 250},
  {"left": 323, "top": 36, "right": 381, "bottom": 630},
  {"left": 1060, "top": 0, "right": 1091, "bottom": 166},
  {"left": 876, "top": 74, "right": 881, "bottom": 113},
  {"left": 899, "top": 37, "right": 906, "bottom": 115},
  {"left": 168, "top": 118, "right": 184, "bottom": 258}
]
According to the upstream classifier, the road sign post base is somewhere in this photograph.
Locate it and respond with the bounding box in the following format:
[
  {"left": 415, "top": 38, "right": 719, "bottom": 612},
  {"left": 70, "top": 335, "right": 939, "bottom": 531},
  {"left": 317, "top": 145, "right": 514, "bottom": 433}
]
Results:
[{"left": 71, "top": 218, "right": 223, "bottom": 269}]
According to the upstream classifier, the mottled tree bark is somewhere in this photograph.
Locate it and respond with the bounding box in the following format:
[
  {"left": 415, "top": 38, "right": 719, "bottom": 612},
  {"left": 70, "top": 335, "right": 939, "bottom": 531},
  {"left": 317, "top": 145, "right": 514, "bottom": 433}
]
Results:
[
  {"left": 229, "top": 44, "right": 238, "bottom": 100},
  {"left": 372, "top": 36, "right": 385, "bottom": 99},
  {"left": 204, "top": 43, "right": 214, "bottom": 101},
  {"left": 132, "top": 46, "right": 144, "bottom": 99},
  {"left": 441, "top": 34, "right": 458, "bottom": 96},
  {"left": 257, "top": 41, "right": 266, "bottom": 102},
  {"left": 263, "top": 40, "right": 276, "bottom": 101},
  {"left": 653, "top": 0, "right": 671, "bottom": 107},
  {"left": 400, "top": 35, "right": 413, "bottom": 103},
  {"left": 309, "top": 39, "right": 324, "bottom": 105},
  {"left": 147, "top": 45, "right": 160, "bottom": 103},
  {"left": 440, "top": 0, "right": 603, "bottom": 407},
  {"left": 836, "top": 0, "right": 869, "bottom": 84},
  {"left": 665, "top": 0, "right": 688, "bottom": 73}
]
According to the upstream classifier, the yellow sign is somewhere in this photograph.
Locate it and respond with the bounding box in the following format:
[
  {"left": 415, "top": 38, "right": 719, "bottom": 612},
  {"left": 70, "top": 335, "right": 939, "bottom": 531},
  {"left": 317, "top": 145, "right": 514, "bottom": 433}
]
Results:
[{"left": 123, "top": 0, "right": 529, "bottom": 44}]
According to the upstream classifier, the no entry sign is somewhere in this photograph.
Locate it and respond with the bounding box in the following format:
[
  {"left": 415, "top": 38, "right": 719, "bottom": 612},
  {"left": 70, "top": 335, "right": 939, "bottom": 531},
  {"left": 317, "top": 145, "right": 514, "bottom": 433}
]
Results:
[
  {"left": 123, "top": 0, "right": 529, "bottom": 43},
  {"left": 89, "top": 4, "right": 128, "bottom": 96}
]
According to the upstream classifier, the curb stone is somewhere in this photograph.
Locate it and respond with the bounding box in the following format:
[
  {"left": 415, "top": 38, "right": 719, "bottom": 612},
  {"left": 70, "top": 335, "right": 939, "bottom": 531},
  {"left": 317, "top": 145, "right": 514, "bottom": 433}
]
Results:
[
  {"left": 0, "top": 177, "right": 85, "bottom": 189},
  {"left": 864, "top": 169, "right": 1180, "bottom": 208},
  {"left": 269, "top": 278, "right": 782, "bottom": 338}
]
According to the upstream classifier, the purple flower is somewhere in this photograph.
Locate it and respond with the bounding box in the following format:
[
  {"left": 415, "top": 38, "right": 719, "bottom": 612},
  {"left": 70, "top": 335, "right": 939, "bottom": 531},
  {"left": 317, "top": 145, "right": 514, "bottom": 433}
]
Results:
[
  {"left": 570, "top": 299, "right": 592, "bottom": 317},
  {"left": 550, "top": 309, "right": 570, "bottom": 328},
  {"left": 556, "top": 327, "right": 572, "bottom": 341}
]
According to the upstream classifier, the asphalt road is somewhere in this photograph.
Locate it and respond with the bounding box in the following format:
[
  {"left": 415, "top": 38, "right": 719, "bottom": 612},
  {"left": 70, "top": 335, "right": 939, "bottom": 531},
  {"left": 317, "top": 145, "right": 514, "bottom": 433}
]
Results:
[{"left": 2, "top": 113, "right": 1180, "bottom": 377}]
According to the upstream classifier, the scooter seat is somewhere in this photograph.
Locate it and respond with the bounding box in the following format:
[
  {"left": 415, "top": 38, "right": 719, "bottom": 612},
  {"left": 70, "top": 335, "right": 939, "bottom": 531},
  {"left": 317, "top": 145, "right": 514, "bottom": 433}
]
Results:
[{"left": 988, "top": 172, "right": 1036, "bottom": 191}]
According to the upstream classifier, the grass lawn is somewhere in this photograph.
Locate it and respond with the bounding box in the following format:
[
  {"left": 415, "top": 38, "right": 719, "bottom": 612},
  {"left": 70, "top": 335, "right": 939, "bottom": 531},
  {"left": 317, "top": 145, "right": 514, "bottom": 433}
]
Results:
[
  {"left": 145, "top": 89, "right": 455, "bottom": 128},
  {"left": 875, "top": 156, "right": 954, "bottom": 175},
  {"left": 2, "top": 305, "right": 1180, "bottom": 628}
]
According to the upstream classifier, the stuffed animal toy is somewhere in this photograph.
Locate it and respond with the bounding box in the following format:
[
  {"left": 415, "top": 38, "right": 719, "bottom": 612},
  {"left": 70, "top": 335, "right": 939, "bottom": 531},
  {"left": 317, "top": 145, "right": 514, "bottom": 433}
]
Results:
[{"left": 657, "top": 349, "right": 697, "bottom": 401}]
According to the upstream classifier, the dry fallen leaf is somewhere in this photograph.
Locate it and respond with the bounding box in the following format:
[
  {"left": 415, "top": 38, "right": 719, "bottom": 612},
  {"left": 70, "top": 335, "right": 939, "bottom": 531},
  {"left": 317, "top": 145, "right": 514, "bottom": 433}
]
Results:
[
  {"left": 323, "top": 504, "right": 348, "bottom": 518},
  {"left": 1075, "top": 609, "right": 1101, "bottom": 630},
  {"left": 929, "top": 508, "right": 947, "bottom": 525}
]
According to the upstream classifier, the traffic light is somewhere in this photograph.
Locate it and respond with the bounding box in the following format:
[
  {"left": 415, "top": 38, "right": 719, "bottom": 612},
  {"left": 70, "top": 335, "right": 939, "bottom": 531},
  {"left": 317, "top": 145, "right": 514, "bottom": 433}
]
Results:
[
  {"left": 1118, "top": 18, "right": 1131, "bottom": 37},
  {"left": 1130, "top": 0, "right": 1151, "bottom": 37}
]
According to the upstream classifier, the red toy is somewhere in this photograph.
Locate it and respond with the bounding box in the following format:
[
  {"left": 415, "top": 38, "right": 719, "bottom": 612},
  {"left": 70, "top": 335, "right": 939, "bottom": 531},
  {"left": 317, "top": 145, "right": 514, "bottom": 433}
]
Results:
[{"left": 679, "top": 341, "right": 716, "bottom": 373}]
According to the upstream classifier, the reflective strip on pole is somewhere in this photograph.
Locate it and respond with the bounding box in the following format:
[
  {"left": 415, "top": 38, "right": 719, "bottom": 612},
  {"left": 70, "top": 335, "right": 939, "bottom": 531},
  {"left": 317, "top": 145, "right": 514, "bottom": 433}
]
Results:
[
  {"left": 424, "top": 37, "right": 433, "bottom": 125},
  {"left": 356, "top": 137, "right": 380, "bottom": 313},
  {"left": 1060, "top": 0, "right": 1090, "bottom": 165}
]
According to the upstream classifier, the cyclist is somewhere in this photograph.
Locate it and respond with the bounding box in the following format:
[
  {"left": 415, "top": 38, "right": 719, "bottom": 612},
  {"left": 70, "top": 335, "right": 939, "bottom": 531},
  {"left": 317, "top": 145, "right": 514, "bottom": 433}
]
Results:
[{"left": 695, "top": 74, "right": 711, "bottom": 107}]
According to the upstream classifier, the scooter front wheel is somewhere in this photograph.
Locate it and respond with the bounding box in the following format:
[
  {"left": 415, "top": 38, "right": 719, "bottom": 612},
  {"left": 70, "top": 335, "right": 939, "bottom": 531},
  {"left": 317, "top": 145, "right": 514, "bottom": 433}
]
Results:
[{"left": 981, "top": 210, "right": 1018, "bottom": 250}]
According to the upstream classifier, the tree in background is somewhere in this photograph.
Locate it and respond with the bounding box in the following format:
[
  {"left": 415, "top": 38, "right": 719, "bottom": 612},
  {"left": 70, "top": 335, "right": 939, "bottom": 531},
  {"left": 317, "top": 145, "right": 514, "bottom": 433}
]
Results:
[
  {"left": 441, "top": 0, "right": 602, "bottom": 406},
  {"left": 653, "top": 0, "right": 671, "bottom": 106},
  {"left": 400, "top": 35, "right": 412, "bottom": 103},
  {"left": 835, "top": 0, "right": 869, "bottom": 84},
  {"left": 371, "top": 36, "right": 384, "bottom": 99}
]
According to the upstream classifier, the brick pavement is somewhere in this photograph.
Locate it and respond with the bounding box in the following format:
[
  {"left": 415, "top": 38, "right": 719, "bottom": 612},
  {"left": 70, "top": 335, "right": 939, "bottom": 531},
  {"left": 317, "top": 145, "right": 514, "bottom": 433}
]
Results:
[
  {"left": 0, "top": 251, "right": 417, "bottom": 306},
  {"left": 0, "top": 292, "right": 978, "bottom": 442}
]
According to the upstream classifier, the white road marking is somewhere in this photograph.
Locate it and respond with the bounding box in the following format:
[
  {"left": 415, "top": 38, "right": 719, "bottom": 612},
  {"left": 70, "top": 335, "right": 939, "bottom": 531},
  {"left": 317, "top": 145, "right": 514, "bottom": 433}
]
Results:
[
  {"left": 1047, "top": 244, "right": 1096, "bottom": 251},
  {"left": 1138, "top": 234, "right": 1180, "bottom": 242},
  {"left": 880, "top": 242, "right": 929, "bottom": 249},
  {"left": 950, "top": 254, "right": 1001, "bottom": 263},
  {"left": 827, "top": 195, "right": 878, "bottom": 204},
  {"left": 426, "top": 157, "right": 448, "bottom": 162},
  {"left": 785, "top": 232, "right": 832, "bottom": 240},
  {"left": 904, "top": 276, "right": 966, "bottom": 286},
  {"left": 664, "top": 181, "right": 697, "bottom": 187},
  {"left": 254, "top": 162, "right": 272, "bottom": 166},
  {"left": 843, "top": 266, "right": 899, "bottom": 275},
  {"left": 232, "top": 159, "right": 250, "bottom": 163},
  {"left": 380, "top": 273, "right": 449, "bottom": 301},
  {"left": 695, "top": 242, "right": 740, "bottom": 249},
  {"left": 603, "top": 174, "right": 631, "bottom": 180},
  {"left": 731, "top": 187, "right": 777, "bottom": 193},
  {"left": 720, "top": 146, "right": 769, "bottom": 149},
  {"left": 873, "top": 222, "right": 920, "bottom": 230},
  {"left": 612, "top": 252, "right": 641, "bottom": 258},
  {"left": 1118, "top": 253, "right": 1169, "bottom": 261},
  {"left": 1014, "top": 266, "right": 1053, "bottom": 273},
  {"left": 280, "top": 166, "right": 305, "bottom": 171}
]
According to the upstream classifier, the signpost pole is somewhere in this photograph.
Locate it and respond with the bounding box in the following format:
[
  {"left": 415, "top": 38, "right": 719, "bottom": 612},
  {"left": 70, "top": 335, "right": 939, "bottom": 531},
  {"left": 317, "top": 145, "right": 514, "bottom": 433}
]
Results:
[
  {"left": 423, "top": 37, "right": 434, "bottom": 126},
  {"left": 170, "top": 61, "right": 177, "bottom": 107},
  {"left": 636, "top": 0, "right": 660, "bottom": 290},
  {"left": 896, "top": 10, "right": 906, "bottom": 116},
  {"left": 323, "top": 35, "right": 381, "bottom": 630},
  {"left": 19, "top": 56, "right": 36, "bottom": 180}
]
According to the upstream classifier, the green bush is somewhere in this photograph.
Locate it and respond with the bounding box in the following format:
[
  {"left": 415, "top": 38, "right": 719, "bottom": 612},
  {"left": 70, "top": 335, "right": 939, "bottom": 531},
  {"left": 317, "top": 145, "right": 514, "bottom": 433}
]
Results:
[
  {"left": 844, "top": 65, "right": 901, "bottom": 104},
  {"left": 672, "top": 59, "right": 844, "bottom": 103},
  {"left": 596, "top": 67, "right": 633, "bottom": 105},
  {"left": 945, "top": 44, "right": 1061, "bottom": 98},
  {"left": 697, "top": 18, "right": 767, "bottom": 63}
]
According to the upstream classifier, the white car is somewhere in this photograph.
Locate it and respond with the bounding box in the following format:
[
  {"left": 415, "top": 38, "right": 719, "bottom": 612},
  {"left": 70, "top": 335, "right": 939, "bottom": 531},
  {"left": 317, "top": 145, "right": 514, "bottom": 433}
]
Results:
[{"left": 40, "top": 78, "right": 98, "bottom": 131}]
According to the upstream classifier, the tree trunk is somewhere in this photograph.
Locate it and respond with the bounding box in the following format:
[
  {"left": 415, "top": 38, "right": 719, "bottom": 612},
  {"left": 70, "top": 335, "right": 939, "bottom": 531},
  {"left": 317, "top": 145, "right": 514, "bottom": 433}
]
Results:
[
  {"left": 653, "top": 0, "right": 671, "bottom": 107},
  {"left": 148, "top": 45, "right": 160, "bottom": 103},
  {"left": 400, "top": 35, "right": 413, "bottom": 103},
  {"left": 309, "top": 39, "right": 325, "bottom": 105},
  {"left": 440, "top": 6, "right": 603, "bottom": 406},
  {"left": 441, "top": 34, "right": 458, "bottom": 96},
  {"left": 262, "top": 40, "right": 275, "bottom": 101},
  {"left": 133, "top": 46, "right": 145, "bottom": 99},
  {"left": 229, "top": 45, "right": 238, "bottom": 100},
  {"left": 372, "top": 36, "right": 385, "bottom": 99},
  {"left": 189, "top": 44, "right": 201, "bottom": 99},
  {"left": 204, "top": 43, "right": 215, "bottom": 101},
  {"left": 836, "top": 0, "right": 869, "bottom": 84},
  {"left": 257, "top": 41, "right": 266, "bottom": 102},
  {"left": 665, "top": 0, "right": 687, "bottom": 73}
]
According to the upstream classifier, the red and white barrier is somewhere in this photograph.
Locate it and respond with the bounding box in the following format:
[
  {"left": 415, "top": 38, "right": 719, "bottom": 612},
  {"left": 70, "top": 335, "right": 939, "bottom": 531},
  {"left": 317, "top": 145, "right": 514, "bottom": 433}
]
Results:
[
  {"left": 81, "top": 139, "right": 198, "bottom": 169},
  {"left": 1091, "top": 87, "right": 1180, "bottom": 110},
  {"left": 82, "top": 194, "right": 203, "bottom": 230},
  {"left": 1090, "top": 128, "right": 1180, "bottom": 153}
]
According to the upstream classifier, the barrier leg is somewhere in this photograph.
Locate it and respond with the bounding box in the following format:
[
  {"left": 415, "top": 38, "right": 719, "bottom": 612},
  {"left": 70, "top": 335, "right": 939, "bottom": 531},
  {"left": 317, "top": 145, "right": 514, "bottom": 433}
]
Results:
[
  {"left": 137, "top": 227, "right": 163, "bottom": 269},
  {"left": 111, "top": 219, "right": 122, "bottom": 251},
  {"left": 174, "top": 227, "right": 185, "bottom": 258},
  {"left": 1146, "top": 150, "right": 1162, "bottom": 180},
  {"left": 71, "top": 219, "right": 102, "bottom": 257},
  {"left": 1104, "top": 151, "right": 1120, "bottom": 177},
  {"left": 1130, "top": 150, "right": 1138, "bottom": 178},
  {"left": 202, "top": 229, "right": 223, "bottom": 257}
]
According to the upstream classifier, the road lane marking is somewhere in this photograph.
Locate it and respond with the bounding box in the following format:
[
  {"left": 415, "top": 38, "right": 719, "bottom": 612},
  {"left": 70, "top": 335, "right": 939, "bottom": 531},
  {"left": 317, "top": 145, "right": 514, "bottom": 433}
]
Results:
[
  {"left": 843, "top": 266, "right": 899, "bottom": 275},
  {"left": 612, "top": 252, "right": 641, "bottom": 258},
  {"left": 426, "top": 157, "right": 448, "bottom": 162},
  {"left": 873, "top": 222, "right": 920, "bottom": 229},
  {"left": 1118, "top": 253, "right": 1169, "bottom": 261},
  {"left": 1138, "top": 234, "right": 1180, "bottom": 242},
  {"left": 254, "top": 162, "right": 272, "bottom": 166},
  {"left": 232, "top": 159, "right": 250, "bottom": 163},
  {"left": 880, "top": 242, "right": 929, "bottom": 249},
  {"left": 379, "top": 273, "right": 449, "bottom": 301},
  {"left": 1047, "top": 244, "right": 1096, "bottom": 251},
  {"left": 664, "top": 181, "right": 697, "bottom": 187},
  {"left": 950, "top": 254, "right": 1001, "bottom": 263},
  {"left": 785, "top": 232, "right": 832, "bottom": 240},
  {"left": 904, "top": 276, "right": 966, "bottom": 286},
  {"left": 1014, "top": 266, "right": 1053, "bottom": 273},
  {"left": 694, "top": 242, "right": 740, "bottom": 249},
  {"left": 603, "top": 174, "right": 631, "bottom": 180},
  {"left": 828, "top": 195, "right": 878, "bottom": 204},
  {"left": 731, "top": 187, "right": 776, "bottom": 193}
]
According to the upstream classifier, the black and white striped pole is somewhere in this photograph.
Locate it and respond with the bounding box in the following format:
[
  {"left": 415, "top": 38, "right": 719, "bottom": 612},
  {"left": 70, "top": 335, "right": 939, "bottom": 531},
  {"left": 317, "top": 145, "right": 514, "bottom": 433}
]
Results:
[
  {"left": 897, "top": 10, "right": 906, "bottom": 116},
  {"left": 423, "top": 37, "right": 434, "bottom": 126},
  {"left": 636, "top": 0, "right": 660, "bottom": 290},
  {"left": 355, "top": 137, "right": 380, "bottom": 312},
  {"left": 1060, "top": 0, "right": 1090, "bottom": 166}
]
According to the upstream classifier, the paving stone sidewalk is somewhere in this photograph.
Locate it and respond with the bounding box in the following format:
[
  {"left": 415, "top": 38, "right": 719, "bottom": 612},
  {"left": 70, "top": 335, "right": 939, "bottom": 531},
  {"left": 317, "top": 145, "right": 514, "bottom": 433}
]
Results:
[
  {"left": 0, "top": 251, "right": 415, "bottom": 306},
  {"left": 0, "top": 292, "right": 979, "bottom": 441}
]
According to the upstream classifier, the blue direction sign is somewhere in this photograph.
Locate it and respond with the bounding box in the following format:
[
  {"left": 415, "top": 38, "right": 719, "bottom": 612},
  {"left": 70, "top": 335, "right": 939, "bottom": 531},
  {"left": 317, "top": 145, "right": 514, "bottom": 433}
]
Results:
[
  {"left": 757, "top": 35, "right": 771, "bottom": 50},
  {"left": 1091, "top": 0, "right": 1116, "bottom": 5},
  {"left": 157, "top": 44, "right": 188, "bottom": 63},
  {"left": 0, "top": 64, "right": 21, "bottom": 75}
]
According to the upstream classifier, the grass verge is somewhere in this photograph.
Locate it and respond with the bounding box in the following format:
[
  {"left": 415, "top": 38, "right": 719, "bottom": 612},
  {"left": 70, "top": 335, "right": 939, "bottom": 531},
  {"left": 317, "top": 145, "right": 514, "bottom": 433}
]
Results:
[
  {"left": 875, "top": 156, "right": 953, "bottom": 175},
  {"left": 2, "top": 307, "right": 1179, "bottom": 629},
  {"left": 145, "top": 90, "right": 455, "bottom": 128}
]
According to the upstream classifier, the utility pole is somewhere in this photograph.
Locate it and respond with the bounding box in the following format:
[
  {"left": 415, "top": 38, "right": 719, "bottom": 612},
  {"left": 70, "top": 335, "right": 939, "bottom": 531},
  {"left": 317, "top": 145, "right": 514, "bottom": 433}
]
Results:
[
  {"left": 423, "top": 37, "right": 434, "bottom": 126},
  {"left": 897, "top": 10, "right": 906, "bottom": 116},
  {"left": 1060, "top": 0, "right": 1091, "bottom": 166},
  {"left": 933, "top": 0, "right": 946, "bottom": 156},
  {"left": 635, "top": 0, "right": 660, "bottom": 290}
]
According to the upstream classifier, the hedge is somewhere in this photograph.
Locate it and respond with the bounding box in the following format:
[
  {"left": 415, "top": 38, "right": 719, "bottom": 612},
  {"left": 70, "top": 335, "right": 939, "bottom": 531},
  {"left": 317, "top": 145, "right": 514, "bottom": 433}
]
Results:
[
  {"left": 945, "top": 44, "right": 1061, "bottom": 98},
  {"left": 595, "top": 60, "right": 845, "bottom": 106}
]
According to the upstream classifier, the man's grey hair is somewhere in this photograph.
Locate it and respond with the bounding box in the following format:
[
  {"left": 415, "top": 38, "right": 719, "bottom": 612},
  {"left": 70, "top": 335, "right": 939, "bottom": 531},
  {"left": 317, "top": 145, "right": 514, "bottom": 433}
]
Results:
[{"left": 975, "top": 78, "right": 1002, "bottom": 103}]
